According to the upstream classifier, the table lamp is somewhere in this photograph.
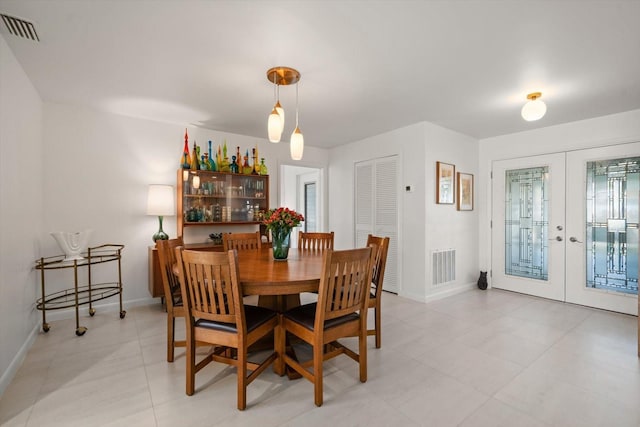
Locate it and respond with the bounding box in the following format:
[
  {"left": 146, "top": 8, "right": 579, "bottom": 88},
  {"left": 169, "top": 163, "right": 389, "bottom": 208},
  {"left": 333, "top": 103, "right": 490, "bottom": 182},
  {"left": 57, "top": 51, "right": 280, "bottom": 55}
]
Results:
[{"left": 147, "top": 184, "right": 175, "bottom": 242}]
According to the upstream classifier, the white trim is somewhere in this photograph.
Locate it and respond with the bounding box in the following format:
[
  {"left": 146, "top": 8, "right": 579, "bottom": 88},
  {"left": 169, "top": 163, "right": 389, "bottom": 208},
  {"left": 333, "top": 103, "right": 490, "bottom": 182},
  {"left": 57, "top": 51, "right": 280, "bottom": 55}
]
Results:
[{"left": 0, "top": 323, "right": 39, "bottom": 396}]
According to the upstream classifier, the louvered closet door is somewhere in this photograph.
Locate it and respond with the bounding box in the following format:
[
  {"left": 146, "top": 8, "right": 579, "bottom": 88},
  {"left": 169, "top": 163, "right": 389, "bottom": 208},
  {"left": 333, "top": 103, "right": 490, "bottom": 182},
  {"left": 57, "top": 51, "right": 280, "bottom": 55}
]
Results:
[{"left": 355, "top": 156, "right": 399, "bottom": 293}]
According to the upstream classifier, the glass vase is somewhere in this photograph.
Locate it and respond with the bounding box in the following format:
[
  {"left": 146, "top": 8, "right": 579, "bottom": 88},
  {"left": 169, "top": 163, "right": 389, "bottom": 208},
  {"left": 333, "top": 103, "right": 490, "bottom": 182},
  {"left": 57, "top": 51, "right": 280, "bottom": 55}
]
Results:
[{"left": 271, "top": 228, "right": 291, "bottom": 260}]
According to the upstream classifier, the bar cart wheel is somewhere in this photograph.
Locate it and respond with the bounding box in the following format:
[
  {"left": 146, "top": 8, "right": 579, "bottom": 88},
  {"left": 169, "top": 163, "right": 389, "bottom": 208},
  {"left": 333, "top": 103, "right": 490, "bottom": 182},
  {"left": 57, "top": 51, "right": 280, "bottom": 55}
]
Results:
[
  {"left": 89, "top": 308, "right": 96, "bottom": 316},
  {"left": 43, "top": 323, "right": 50, "bottom": 333},
  {"left": 120, "top": 310, "right": 126, "bottom": 319},
  {"left": 75, "top": 326, "right": 87, "bottom": 336}
]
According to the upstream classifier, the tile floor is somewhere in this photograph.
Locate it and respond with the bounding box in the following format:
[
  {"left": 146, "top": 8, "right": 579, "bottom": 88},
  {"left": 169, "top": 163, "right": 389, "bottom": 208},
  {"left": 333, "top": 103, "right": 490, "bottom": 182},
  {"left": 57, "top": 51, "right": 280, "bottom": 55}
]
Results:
[{"left": 1, "top": 289, "right": 638, "bottom": 427}]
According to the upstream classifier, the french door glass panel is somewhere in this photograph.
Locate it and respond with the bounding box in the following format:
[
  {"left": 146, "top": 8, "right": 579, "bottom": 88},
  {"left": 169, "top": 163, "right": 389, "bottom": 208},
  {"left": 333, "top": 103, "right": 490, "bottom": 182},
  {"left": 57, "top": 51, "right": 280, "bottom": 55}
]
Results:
[
  {"left": 491, "top": 153, "right": 565, "bottom": 301},
  {"left": 586, "top": 157, "right": 639, "bottom": 294},
  {"left": 504, "top": 167, "right": 549, "bottom": 281},
  {"left": 566, "top": 143, "right": 640, "bottom": 315}
]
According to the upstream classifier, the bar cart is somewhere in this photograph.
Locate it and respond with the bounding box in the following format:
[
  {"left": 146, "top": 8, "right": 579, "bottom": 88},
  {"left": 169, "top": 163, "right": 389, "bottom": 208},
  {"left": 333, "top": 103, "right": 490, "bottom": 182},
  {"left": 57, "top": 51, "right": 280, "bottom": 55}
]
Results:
[{"left": 35, "top": 244, "right": 125, "bottom": 336}]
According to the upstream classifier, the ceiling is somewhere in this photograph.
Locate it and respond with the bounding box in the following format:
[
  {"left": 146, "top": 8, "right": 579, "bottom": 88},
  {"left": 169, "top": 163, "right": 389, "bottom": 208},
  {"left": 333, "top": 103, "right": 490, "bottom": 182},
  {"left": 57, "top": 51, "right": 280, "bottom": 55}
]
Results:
[{"left": 1, "top": 1, "right": 639, "bottom": 149}]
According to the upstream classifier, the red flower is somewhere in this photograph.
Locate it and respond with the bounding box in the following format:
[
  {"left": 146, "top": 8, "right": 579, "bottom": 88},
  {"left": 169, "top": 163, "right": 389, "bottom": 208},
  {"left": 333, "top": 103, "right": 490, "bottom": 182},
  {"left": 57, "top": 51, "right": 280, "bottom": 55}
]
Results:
[{"left": 261, "top": 207, "right": 304, "bottom": 232}]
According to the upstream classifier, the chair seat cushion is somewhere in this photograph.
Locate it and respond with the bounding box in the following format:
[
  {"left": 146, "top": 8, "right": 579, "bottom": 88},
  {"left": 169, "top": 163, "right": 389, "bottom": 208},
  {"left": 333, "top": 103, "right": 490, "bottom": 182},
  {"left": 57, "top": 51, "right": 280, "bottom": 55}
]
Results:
[
  {"left": 195, "top": 305, "right": 276, "bottom": 333},
  {"left": 284, "top": 302, "right": 359, "bottom": 331}
]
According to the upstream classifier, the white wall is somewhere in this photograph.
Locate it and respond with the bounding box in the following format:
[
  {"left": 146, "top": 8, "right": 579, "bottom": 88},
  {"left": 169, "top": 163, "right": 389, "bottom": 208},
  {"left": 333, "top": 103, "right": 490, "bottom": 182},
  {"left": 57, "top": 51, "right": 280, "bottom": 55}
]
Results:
[
  {"left": 41, "top": 103, "right": 329, "bottom": 305},
  {"left": 0, "top": 35, "right": 44, "bottom": 394},
  {"left": 424, "top": 123, "right": 479, "bottom": 299},
  {"left": 477, "top": 109, "right": 640, "bottom": 279},
  {"left": 329, "top": 122, "right": 479, "bottom": 302}
]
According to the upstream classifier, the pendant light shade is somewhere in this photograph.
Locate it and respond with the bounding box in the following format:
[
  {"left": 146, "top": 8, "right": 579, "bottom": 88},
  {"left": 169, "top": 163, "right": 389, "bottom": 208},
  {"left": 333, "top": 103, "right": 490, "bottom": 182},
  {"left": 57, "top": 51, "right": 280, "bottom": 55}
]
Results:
[
  {"left": 266, "top": 66, "right": 304, "bottom": 159},
  {"left": 268, "top": 107, "right": 282, "bottom": 142},
  {"left": 290, "top": 127, "right": 304, "bottom": 160},
  {"left": 521, "top": 92, "right": 547, "bottom": 121}
]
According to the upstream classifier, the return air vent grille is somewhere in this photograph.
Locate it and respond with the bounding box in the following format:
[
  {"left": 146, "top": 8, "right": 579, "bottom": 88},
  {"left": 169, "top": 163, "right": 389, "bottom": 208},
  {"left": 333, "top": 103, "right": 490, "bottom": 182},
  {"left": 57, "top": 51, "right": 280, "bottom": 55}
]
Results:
[
  {"left": 432, "top": 249, "right": 455, "bottom": 286},
  {"left": 1, "top": 13, "right": 39, "bottom": 41}
]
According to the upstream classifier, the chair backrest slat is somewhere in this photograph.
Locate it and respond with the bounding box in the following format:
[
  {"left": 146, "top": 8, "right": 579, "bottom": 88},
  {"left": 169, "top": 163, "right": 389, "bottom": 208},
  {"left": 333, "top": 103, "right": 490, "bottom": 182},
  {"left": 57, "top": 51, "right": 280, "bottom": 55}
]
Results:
[
  {"left": 316, "top": 247, "right": 374, "bottom": 324},
  {"left": 176, "top": 249, "right": 243, "bottom": 327},
  {"left": 156, "top": 237, "right": 184, "bottom": 308},
  {"left": 223, "top": 231, "right": 262, "bottom": 251},
  {"left": 366, "top": 235, "right": 390, "bottom": 296},
  {"left": 298, "top": 231, "right": 334, "bottom": 251}
]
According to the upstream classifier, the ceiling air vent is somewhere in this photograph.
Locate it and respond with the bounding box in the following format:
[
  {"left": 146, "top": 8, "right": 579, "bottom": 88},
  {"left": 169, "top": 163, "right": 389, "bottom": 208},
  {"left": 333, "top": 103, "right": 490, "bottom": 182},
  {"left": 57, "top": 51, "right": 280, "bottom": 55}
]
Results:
[{"left": 1, "top": 13, "right": 39, "bottom": 41}]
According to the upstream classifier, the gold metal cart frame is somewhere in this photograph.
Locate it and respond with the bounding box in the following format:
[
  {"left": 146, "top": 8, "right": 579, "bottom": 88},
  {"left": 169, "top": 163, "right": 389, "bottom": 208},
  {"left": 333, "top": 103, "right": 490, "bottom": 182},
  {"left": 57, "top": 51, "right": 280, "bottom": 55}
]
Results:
[{"left": 35, "top": 244, "right": 125, "bottom": 336}]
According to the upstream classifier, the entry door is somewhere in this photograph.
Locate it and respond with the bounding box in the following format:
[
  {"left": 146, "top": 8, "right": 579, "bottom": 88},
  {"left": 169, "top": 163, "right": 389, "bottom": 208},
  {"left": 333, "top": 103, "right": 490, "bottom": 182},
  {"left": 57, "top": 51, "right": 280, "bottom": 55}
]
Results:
[
  {"left": 565, "top": 143, "right": 640, "bottom": 314},
  {"left": 492, "top": 144, "right": 639, "bottom": 315},
  {"left": 491, "top": 153, "right": 566, "bottom": 301}
]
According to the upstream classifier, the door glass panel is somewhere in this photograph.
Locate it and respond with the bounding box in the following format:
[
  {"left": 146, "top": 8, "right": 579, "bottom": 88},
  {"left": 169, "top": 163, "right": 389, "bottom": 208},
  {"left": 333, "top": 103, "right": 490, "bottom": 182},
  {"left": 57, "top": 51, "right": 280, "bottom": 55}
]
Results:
[
  {"left": 304, "top": 182, "right": 317, "bottom": 232},
  {"left": 505, "top": 167, "right": 549, "bottom": 280},
  {"left": 586, "top": 157, "right": 639, "bottom": 295}
]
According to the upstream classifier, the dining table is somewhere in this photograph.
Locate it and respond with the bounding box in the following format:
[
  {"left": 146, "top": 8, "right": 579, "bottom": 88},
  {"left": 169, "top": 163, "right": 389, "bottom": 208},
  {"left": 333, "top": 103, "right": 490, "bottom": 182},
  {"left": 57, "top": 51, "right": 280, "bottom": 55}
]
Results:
[{"left": 235, "top": 247, "right": 324, "bottom": 312}]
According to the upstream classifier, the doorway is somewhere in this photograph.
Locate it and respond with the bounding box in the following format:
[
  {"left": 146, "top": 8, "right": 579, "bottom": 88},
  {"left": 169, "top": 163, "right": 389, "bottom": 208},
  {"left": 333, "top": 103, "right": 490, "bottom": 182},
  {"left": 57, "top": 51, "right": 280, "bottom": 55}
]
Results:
[
  {"left": 280, "top": 164, "right": 324, "bottom": 248},
  {"left": 491, "top": 142, "right": 639, "bottom": 315}
]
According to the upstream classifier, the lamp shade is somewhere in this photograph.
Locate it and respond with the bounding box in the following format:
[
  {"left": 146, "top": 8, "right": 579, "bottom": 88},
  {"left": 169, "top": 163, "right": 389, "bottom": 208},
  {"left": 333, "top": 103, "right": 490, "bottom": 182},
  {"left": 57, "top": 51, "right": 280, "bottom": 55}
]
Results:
[
  {"left": 290, "top": 127, "right": 304, "bottom": 160},
  {"left": 521, "top": 92, "right": 547, "bottom": 121},
  {"left": 146, "top": 184, "right": 175, "bottom": 216},
  {"left": 268, "top": 107, "right": 282, "bottom": 143}
]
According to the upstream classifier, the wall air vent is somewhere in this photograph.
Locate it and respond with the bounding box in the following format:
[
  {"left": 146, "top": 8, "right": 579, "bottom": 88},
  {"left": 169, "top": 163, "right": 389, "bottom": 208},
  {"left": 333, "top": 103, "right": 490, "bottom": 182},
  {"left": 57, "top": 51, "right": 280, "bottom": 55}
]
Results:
[
  {"left": 1, "top": 13, "right": 39, "bottom": 41},
  {"left": 432, "top": 248, "right": 456, "bottom": 286}
]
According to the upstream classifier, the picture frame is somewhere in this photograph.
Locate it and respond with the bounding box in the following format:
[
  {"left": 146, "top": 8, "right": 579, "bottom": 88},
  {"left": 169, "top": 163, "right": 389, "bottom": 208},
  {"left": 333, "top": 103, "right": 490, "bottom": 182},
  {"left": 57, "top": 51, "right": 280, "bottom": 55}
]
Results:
[
  {"left": 456, "top": 172, "right": 474, "bottom": 211},
  {"left": 436, "top": 161, "right": 455, "bottom": 204}
]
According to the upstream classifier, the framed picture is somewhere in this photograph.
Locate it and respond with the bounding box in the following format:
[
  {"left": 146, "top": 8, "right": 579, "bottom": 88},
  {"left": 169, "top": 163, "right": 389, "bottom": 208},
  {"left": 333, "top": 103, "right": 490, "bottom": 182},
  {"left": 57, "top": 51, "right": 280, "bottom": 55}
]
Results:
[
  {"left": 436, "top": 161, "right": 455, "bottom": 204},
  {"left": 456, "top": 172, "right": 474, "bottom": 211}
]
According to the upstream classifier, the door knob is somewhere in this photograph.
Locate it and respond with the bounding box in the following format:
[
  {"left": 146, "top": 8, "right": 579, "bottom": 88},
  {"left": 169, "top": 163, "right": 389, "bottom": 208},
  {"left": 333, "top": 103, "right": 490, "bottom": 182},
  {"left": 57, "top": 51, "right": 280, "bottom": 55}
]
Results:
[
  {"left": 549, "top": 236, "right": 563, "bottom": 242},
  {"left": 556, "top": 225, "right": 563, "bottom": 231},
  {"left": 569, "top": 237, "right": 582, "bottom": 243}
]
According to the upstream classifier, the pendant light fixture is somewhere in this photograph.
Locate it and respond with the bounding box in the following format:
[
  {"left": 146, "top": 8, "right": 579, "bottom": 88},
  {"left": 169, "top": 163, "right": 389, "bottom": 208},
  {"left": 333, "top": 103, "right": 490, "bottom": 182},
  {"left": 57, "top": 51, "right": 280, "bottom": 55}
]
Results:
[
  {"left": 290, "top": 81, "right": 304, "bottom": 160},
  {"left": 266, "top": 67, "right": 304, "bottom": 160},
  {"left": 521, "top": 92, "right": 547, "bottom": 121},
  {"left": 268, "top": 79, "right": 282, "bottom": 142}
]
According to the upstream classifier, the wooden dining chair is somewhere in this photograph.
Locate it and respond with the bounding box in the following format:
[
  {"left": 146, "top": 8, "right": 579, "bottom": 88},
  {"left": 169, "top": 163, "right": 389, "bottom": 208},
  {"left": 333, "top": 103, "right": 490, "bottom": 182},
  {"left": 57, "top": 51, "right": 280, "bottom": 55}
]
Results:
[
  {"left": 175, "top": 248, "right": 279, "bottom": 410},
  {"left": 222, "top": 231, "right": 262, "bottom": 251},
  {"left": 298, "top": 231, "right": 334, "bottom": 251},
  {"left": 278, "top": 246, "right": 375, "bottom": 406},
  {"left": 156, "top": 237, "right": 187, "bottom": 363},
  {"left": 365, "top": 234, "right": 390, "bottom": 348}
]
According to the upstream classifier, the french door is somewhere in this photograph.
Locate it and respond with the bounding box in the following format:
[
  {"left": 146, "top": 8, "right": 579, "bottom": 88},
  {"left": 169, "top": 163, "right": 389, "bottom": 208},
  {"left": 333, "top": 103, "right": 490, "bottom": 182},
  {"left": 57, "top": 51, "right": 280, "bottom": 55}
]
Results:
[
  {"left": 492, "top": 143, "right": 640, "bottom": 315},
  {"left": 565, "top": 144, "right": 639, "bottom": 314},
  {"left": 492, "top": 153, "right": 566, "bottom": 301}
]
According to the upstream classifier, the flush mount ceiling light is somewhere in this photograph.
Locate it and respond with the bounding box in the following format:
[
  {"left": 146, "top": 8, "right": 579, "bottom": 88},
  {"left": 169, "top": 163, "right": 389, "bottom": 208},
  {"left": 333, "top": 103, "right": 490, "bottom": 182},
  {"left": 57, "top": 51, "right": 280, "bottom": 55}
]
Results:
[
  {"left": 266, "top": 66, "right": 304, "bottom": 160},
  {"left": 521, "top": 92, "right": 547, "bottom": 121}
]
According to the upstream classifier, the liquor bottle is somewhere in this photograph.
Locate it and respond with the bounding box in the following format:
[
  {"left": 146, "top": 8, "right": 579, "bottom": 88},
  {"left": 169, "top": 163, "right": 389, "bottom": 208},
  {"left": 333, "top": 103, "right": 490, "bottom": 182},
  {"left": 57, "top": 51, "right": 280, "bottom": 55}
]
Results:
[
  {"left": 181, "top": 128, "right": 191, "bottom": 168},
  {"left": 190, "top": 141, "right": 199, "bottom": 170},
  {"left": 252, "top": 148, "right": 259, "bottom": 174},
  {"left": 230, "top": 156, "right": 239, "bottom": 174},
  {"left": 260, "top": 158, "right": 268, "bottom": 175},
  {"left": 207, "top": 140, "right": 215, "bottom": 171},
  {"left": 243, "top": 150, "right": 252, "bottom": 174}
]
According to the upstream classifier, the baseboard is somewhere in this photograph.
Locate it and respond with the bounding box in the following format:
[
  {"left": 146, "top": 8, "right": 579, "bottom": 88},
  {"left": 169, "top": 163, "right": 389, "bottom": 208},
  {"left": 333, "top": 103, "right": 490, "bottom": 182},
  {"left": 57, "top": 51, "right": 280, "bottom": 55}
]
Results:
[
  {"left": 0, "top": 322, "right": 40, "bottom": 397},
  {"left": 398, "top": 282, "right": 476, "bottom": 303},
  {"left": 424, "top": 282, "right": 476, "bottom": 303}
]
